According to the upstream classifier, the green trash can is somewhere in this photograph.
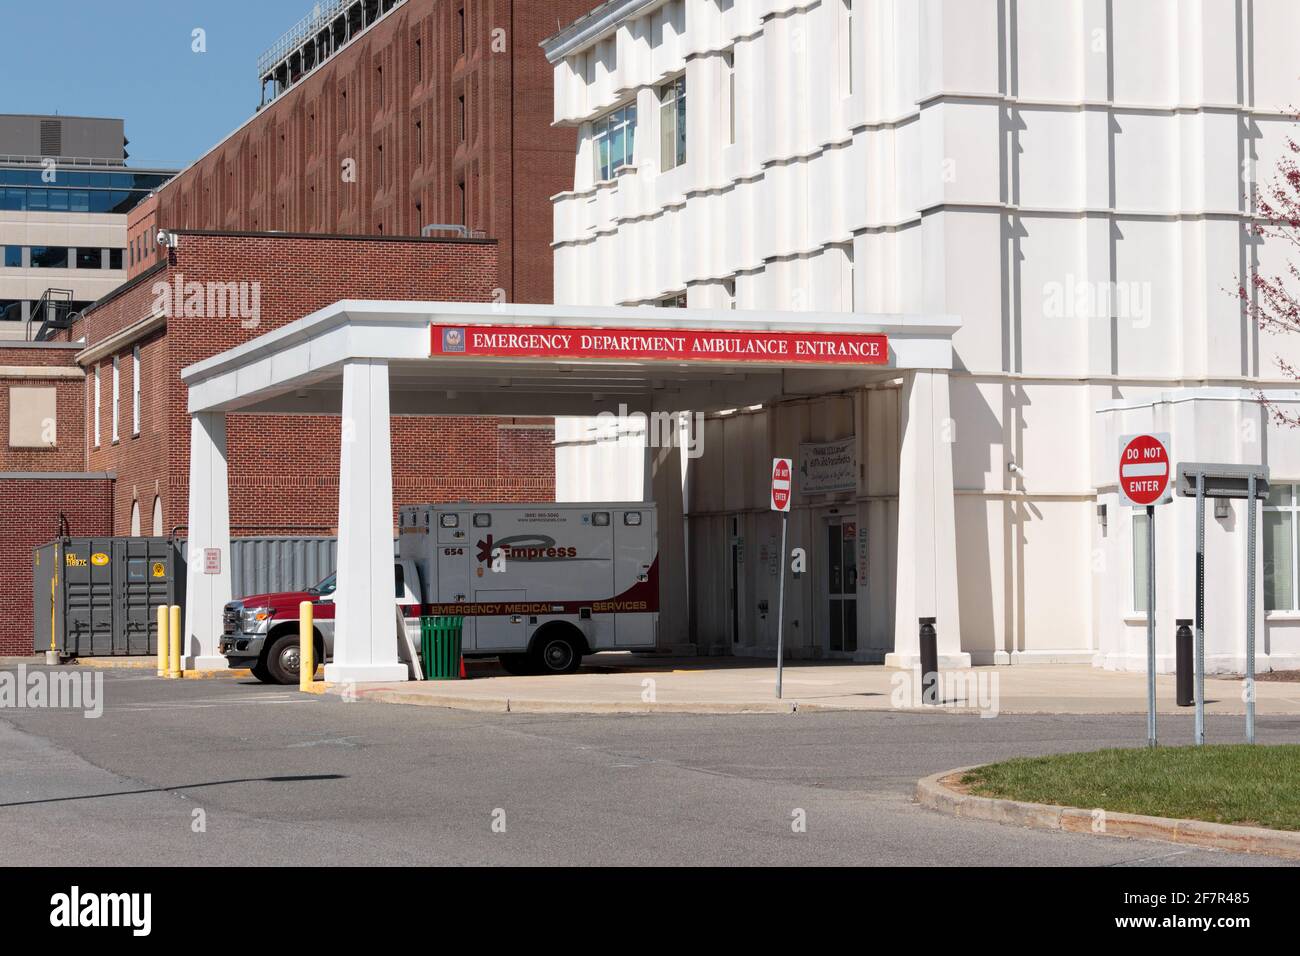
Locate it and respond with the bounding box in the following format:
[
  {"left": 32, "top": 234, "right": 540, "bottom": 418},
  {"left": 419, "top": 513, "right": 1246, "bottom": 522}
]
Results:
[{"left": 420, "top": 615, "right": 464, "bottom": 680}]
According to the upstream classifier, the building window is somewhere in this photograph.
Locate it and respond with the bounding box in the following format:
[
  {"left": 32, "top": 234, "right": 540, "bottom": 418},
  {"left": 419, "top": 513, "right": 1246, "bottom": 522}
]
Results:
[
  {"left": 3, "top": 246, "right": 20, "bottom": 268},
  {"left": 658, "top": 292, "right": 688, "bottom": 308},
  {"left": 723, "top": 49, "right": 736, "bottom": 146},
  {"left": 109, "top": 249, "right": 123, "bottom": 270},
  {"left": 415, "top": 38, "right": 422, "bottom": 80},
  {"left": 592, "top": 103, "right": 637, "bottom": 182},
  {"left": 29, "top": 246, "right": 69, "bottom": 269},
  {"left": 132, "top": 346, "right": 141, "bottom": 436},
  {"left": 457, "top": 179, "right": 466, "bottom": 224},
  {"left": 76, "top": 248, "right": 103, "bottom": 270},
  {"left": 1132, "top": 511, "right": 1151, "bottom": 614},
  {"left": 152, "top": 495, "right": 163, "bottom": 536},
  {"left": 457, "top": 7, "right": 465, "bottom": 55},
  {"left": 659, "top": 75, "right": 687, "bottom": 172},
  {"left": 111, "top": 355, "right": 120, "bottom": 443},
  {"left": 1265, "top": 484, "right": 1299, "bottom": 612},
  {"left": 93, "top": 365, "right": 101, "bottom": 448},
  {"left": 840, "top": 0, "right": 854, "bottom": 96},
  {"left": 415, "top": 120, "right": 422, "bottom": 164},
  {"left": 458, "top": 94, "right": 466, "bottom": 142},
  {"left": 842, "top": 244, "right": 856, "bottom": 311}
]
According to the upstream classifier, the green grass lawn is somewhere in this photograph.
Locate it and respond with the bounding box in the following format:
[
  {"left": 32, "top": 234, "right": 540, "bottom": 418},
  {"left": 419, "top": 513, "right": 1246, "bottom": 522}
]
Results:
[{"left": 960, "top": 745, "right": 1300, "bottom": 831}]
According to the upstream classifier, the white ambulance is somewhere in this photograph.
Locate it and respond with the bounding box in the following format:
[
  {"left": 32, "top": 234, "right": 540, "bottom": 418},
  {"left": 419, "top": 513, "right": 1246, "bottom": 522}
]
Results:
[{"left": 398, "top": 502, "right": 659, "bottom": 674}]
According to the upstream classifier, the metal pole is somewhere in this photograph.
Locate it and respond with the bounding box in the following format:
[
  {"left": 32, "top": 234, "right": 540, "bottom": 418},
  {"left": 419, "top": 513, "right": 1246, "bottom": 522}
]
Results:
[
  {"left": 1146, "top": 504, "right": 1157, "bottom": 747},
  {"left": 1246, "top": 473, "right": 1257, "bottom": 744},
  {"left": 775, "top": 512, "right": 788, "bottom": 700},
  {"left": 1175, "top": 619, "right": 1194, "bottom": 706},
  {"left": 1194, "top": 472, "right": 1206, "bottom": 745}
]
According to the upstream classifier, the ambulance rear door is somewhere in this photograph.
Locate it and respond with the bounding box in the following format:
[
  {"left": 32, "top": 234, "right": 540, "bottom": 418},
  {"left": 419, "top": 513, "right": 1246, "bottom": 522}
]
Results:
[
  {"left": 434, "top": 508, "right": 474, "bottom": 650},
  {"left": 614, "top": 506, "right": 656, "bottom": 646}
]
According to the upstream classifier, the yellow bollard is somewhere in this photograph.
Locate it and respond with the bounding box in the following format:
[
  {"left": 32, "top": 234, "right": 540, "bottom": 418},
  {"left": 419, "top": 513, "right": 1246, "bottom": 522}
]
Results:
[
  {"left": 156, "top": 605, "right": 168, "bottom": 677},
  {"left": 50, "top": 577, "right": 57, "bottom": 654},
  {"left": 168, "top": 605, "right": 182, "bottom": 678},
  {"left": 299, "top": 601, "right": 314, "bottom": 691}
]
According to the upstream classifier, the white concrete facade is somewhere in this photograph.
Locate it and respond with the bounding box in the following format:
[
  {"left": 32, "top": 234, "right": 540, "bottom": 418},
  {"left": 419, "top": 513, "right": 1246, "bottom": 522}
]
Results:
[{"left": 545, "top": 0, "right": 1300, "bottom": 671}]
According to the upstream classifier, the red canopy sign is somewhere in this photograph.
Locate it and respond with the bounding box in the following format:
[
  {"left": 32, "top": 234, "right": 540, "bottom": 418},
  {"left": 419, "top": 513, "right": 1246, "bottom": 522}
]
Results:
[{"left": 431, "top": 324, "right": 888, "bottom": 366}]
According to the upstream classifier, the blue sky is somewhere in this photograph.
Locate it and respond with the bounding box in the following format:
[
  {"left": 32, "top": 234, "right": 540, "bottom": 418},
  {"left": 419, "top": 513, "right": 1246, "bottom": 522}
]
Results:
[{"left": 0, "top": 0, "right": 315, "bottom": 170}]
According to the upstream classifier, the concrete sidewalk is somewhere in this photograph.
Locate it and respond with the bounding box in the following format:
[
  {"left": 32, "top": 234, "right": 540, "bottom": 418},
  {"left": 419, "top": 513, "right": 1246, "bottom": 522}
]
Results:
[{"left": 325, "top": 656, "right": 1300, "bottom": 716}]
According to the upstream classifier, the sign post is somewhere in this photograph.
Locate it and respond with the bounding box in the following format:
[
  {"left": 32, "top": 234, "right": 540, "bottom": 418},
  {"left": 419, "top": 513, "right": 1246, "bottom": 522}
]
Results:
[
  {"left": 1176, "top": 463, "right": 1270, "bottom": 745},
  {"left": 1119, "top": 432, "right": 1173, "bottom": 748},
  {"left": 771, "top": 458, "right": 792, "bottom": 699}
]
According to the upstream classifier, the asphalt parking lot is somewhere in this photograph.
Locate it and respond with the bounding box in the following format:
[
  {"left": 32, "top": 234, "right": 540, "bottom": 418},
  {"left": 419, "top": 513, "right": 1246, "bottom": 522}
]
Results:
[{"left": 0, "top": 667, "right": 1296, "bottom": 866}]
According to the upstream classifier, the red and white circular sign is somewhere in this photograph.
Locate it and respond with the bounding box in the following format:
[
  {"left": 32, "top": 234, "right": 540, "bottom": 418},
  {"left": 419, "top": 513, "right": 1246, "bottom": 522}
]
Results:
[
  {"left": 1119, "top": 433, "right": 1172, "bottom": 506},
  {"left": 771, "top": 458, "right": 792, "bottom": 512}
]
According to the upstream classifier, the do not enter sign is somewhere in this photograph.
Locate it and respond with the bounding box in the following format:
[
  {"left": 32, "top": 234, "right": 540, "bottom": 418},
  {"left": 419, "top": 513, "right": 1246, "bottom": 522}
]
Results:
[
  {"left": 1119, "top": 433, "right": 1172, "bottom": 507},
  {"left": 771, "top": 458, "right": 792, "bottom": 512}
]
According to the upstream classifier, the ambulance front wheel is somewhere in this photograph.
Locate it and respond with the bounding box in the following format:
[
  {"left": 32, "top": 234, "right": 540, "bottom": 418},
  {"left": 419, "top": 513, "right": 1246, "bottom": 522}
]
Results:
[{"left": 530, "top": 629, "right": 584, "bottom": 675}]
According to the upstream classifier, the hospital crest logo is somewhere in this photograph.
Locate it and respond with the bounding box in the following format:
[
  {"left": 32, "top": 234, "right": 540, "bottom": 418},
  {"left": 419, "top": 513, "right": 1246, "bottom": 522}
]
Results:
[{"left": 442, "top": 328, "right": 466, "bottom": 352}]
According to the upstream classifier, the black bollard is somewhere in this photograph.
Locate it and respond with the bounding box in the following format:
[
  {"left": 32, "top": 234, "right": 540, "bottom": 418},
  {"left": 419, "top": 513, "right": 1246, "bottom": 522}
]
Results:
[
  {"left": 919, "top": 617, "right": 939, "bottom": 704},
  {"left": 1176, "top": 618, "right": 1194, "bottom": 707}
]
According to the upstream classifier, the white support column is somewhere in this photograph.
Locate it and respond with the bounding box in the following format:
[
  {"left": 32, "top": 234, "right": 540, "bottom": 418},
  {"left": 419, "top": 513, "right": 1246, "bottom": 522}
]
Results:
[
  {"left": 325, "top": 358, "right": 408, "bottom": 684},
  {"left": 646, "top": 419, "right": 692, "bottom": 653},
  {"left": 886, "top": 369, "right": 968, "bottom": 668},
  {"left": 184, "top": 411, "right": 232, "bottom": 670}
]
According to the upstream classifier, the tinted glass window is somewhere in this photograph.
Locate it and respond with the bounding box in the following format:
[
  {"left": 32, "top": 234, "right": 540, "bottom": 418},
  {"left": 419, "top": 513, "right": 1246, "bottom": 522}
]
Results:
[
  {"left": 109, "top": 249, "right": 123, "bottom": 270},
  {"left": 76, "top": 248, "right": 103, "bottom": 269},
  {"left": 2, "top": 246, "right": 20, "bottom": 268},
  {"left": 29, "top": 246, "right": 68, "bottom": 268}
]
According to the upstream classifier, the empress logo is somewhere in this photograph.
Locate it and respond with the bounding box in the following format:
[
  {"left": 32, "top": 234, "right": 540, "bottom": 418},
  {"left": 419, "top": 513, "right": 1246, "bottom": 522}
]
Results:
[
  {"left": 476, "top": 534, "right": 579, "bottom": 563},
  {"left": 442, "top": 328, "right": 466, "bottom": 352}
]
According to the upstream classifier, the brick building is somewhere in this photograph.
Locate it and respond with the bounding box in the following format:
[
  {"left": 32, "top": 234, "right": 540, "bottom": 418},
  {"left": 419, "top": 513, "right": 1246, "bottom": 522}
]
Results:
[
  {"left": 0, "top": 230, "right": 555, "bottom": 655},
  {"left": 67, "top": 229, "right": 555, "bottom": 536},
  {"left": 154, "top": 0, "right": 593, "bottom": 304}
]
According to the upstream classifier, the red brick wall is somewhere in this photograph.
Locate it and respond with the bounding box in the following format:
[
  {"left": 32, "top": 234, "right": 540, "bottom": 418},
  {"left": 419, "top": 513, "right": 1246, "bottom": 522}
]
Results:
[
  {"left": 78, "top": 231, "right": 555, "bottom": 537},
  {"left": 154, "top": 0, "right": 592, "bottom": 305},
  {"left": 0, "top": 346, "right": 86, "bottom": 473},
  {"left": 0, "top": 476, "right": 113, "bottom": 655},
  {"left": 85, "top": 328, "right": 168, "bottom": 534}
]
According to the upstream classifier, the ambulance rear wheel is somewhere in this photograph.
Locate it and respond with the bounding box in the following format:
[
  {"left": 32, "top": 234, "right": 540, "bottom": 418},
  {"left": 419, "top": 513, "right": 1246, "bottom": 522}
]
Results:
[{"left": 530, "top": 631, "right": 582, "bottom": 675}]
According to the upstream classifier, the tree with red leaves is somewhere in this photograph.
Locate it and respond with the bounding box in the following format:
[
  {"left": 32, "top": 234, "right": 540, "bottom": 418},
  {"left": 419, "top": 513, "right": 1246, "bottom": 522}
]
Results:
[{"left": 1239, "top": 124, "right": 1300, "bottom": 427}]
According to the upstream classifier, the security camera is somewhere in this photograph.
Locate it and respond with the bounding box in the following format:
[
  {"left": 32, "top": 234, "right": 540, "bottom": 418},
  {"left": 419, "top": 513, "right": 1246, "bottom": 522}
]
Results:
[
  {"left": 1007, "top": 460, "right": 1024, "bottom": 476},
  {"left": 156, "top": 230, "right": 176, "bottom": 248}
]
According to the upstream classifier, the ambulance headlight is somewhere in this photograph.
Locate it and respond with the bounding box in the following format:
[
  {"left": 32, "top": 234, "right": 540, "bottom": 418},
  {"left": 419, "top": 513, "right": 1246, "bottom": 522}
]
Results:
[{"left": 240, "top": 607, "right": 275, "bottom": 634}]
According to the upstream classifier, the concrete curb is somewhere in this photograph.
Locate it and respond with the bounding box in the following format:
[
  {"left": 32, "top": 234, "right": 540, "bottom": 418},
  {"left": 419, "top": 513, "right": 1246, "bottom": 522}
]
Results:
[
  {"left": 916, "top": 767, "right": 1300, "bottom": 861},
  {"left": 72, "top": 658, "right": 156, "bottom": 670},
  {"left": 353, "top": 687, "right": 805, "bottom": 715}
]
